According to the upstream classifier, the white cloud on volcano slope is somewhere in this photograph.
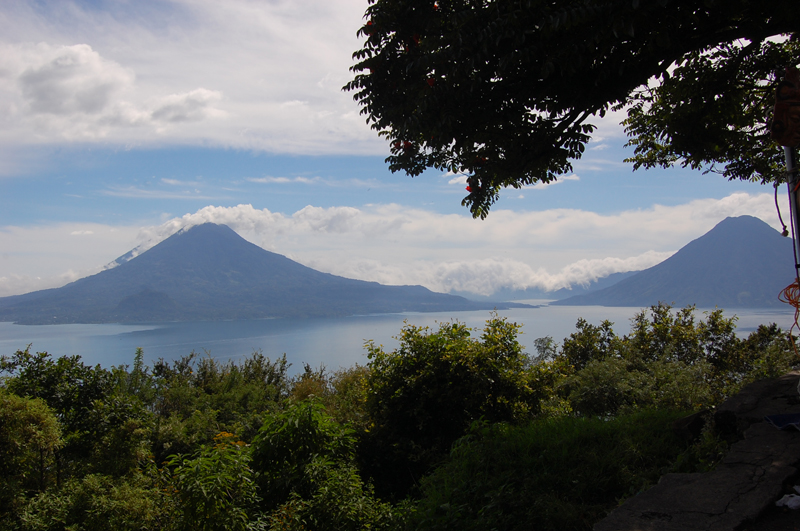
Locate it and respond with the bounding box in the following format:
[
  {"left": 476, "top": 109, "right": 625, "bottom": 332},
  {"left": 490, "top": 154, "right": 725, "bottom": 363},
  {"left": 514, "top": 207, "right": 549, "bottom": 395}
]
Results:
[
  {"left": 0, "top": 0, "right": 380, "bottom": 154},
  {"left": 0, "top": 191, "right": 779, "bottom": 297}
]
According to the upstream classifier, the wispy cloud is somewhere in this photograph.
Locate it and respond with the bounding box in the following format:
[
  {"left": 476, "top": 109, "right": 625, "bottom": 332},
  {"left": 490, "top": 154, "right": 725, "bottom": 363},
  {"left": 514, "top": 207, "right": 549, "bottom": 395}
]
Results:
[
  {"left": 247, "top": 176, "right": 321, "bottom": 184},
  {"left": 101, "top": 186, "right": 221, "bottom": 200},
  {"left": 162, "top": 178, "right": 201, "bottom": 186}
]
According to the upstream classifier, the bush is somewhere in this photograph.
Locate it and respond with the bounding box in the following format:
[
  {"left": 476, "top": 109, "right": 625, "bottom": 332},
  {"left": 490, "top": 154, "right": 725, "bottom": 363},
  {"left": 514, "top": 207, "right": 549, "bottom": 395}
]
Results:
[
  {"left": 251, "top": 400, "right": 355, "bottom": 512},
  {"left": 556, "top": 305, "right": 797, "bottom": 417},
  {"left": 250, "top": 400, "right": 396, "bottom": 530},
  {"left": 167, "top": 432, "right": 260, "bottom": 531},
  {"left": 564, "top": 357, "right": 714, "bottom": 417},
  {"left": 407, "top": 409, "right": 692, "bottom": 531},
  {"left": 360, "top": 316, "right": 538, "bottom": 499},
  {"left": 0, "top": 389, "right": 61, "bottom": 523},
  {"left": 560, "top": 319, "right": 617, "bottom": 371},
  {"left": 150, "top": 351, "right": 290, "bottom": 462},
  {"left": 269, "top": 458, "right": 399, "bottom": 531},
  {"left": 0, "top": 348, "right": 114, "bottom": 478},
  {"left": 16, "top": 472, "right": 165, "bottom": 531}
]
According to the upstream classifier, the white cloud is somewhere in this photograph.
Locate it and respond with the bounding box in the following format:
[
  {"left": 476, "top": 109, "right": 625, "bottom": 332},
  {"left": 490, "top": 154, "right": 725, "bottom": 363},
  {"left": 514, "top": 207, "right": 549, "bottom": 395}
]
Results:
[
  {"left": 0, "top": 42, "right": 227, "bottom": 140},
  {"left": 150, "top": 88, "right": 225, "bottom": 123},
  {"left": 101, "top": 186, "right": 221, "bottom": 200},
  {"left": 0, "top": 0, "right": 382, "bottom": 157},
  {"left": 329, "top": 252, "right": 674, "bottom": 296},
  {"left": 162, "top": 178, "right": 200, "bottom": 186},
  {"left": 18, "top": 43, "right": 131, "bottom": 116},
  {"left": 247, "top": 176, "right": 321, "bottom": 184}
]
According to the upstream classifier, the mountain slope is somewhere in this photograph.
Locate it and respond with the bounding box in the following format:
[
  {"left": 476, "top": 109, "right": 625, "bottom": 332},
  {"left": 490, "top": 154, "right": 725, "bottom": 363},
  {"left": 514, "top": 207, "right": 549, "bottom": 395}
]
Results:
[
  {"left": 0, "top": 223, "right": 528, "bottom": 324},
  {"left": 552, "top": 216, "right": 795, "bottom": 308}
]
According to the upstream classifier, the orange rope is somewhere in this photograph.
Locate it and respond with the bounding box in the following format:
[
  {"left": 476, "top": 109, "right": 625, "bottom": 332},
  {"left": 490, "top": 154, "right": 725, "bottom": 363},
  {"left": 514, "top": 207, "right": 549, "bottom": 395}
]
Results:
[{"left": 779, "top": 278, "right": 800, "bottom": 356}]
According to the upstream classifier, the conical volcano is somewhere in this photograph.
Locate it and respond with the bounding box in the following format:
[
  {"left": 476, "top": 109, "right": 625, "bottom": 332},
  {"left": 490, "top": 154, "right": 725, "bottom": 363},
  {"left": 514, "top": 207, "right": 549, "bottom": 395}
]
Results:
[
  {"left": 0, "top": 223, "right": 526, "bottom": 324},
  {"left": 552, "top": 215, "right": 795, "bottom": 308}
]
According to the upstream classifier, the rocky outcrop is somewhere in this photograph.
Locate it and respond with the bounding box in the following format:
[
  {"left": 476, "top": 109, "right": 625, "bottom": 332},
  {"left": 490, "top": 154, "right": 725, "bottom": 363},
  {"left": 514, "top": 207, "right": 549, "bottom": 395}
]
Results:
[{"left": 594, "top": 371, "right": 800, "bottom": 531}]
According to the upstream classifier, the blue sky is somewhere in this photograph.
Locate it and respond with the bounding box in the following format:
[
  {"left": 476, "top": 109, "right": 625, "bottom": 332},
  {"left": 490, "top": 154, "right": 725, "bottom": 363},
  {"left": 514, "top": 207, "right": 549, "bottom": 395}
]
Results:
[{"left": 0, "top": 0, "right": 783, "bottom": 298}]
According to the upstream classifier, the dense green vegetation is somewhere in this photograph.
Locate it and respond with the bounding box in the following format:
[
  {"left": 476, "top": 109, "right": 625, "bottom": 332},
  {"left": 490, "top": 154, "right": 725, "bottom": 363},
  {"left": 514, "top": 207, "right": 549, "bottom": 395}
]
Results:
[{"left": 1, "top": 304, "right": 797, "bottom": 530}]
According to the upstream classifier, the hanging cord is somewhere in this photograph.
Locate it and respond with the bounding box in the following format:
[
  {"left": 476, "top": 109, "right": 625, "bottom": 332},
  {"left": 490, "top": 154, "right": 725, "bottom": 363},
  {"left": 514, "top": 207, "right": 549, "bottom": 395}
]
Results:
[
  {"left": 778, "top": 168, "right": 800, "bottom": 355},
  {"left": 775, "top": 179, "right": 789, "bottom": 237},
  {"left": 778, "top": 280, "right": 800, "bottom": 354}
]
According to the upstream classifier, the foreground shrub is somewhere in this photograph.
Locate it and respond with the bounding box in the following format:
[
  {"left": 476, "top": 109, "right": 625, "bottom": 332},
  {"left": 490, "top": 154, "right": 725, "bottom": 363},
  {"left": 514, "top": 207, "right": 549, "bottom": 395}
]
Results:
[
  {"left": 0, "top": 389, "right": 61, "bottom": 524},
  {"left": 556, "top": 305, "right": 799, "bottom": 417},
  {"left": 407, "top": 409, "right": 692, "bottom": 531},
  {"left": 17, "top": 473, "right": 165, "bottom": 531},
  {"left": 151, "top": 351, "right": 289, "bottom": 459},
  {"left": 269, "top": 459, "right": 400, "bottom": 531},
  {"left": 564, "top": 357, "right": 714, "bottom": 417},
  {"left": 0, "top": 348, "right": 115, "bottom": 479},
  {"left": 251, "top": 400, "right": 356, "bottom": 512},
  {"left": 167, "top": 432, "right": 260, "bottom": 531},
  {"left": 361, "top": 316, "right": 538, "bottom": 499},
  {"left": 251, "top": 400, "right": 397, "bottom": 530}
]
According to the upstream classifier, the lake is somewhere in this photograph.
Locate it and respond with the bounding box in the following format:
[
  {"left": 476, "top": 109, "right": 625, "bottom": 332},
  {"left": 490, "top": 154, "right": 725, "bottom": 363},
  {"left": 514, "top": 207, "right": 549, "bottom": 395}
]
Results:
[{"left": 0, "top": 303, "right": 795, "bottom": 374}]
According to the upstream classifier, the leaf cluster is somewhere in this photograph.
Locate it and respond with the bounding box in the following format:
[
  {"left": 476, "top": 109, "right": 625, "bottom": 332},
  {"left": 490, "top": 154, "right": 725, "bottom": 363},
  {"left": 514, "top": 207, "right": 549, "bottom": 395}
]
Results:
[
  {"left": 346, "top": 0, "right": 799, "bottom": 216},
  {"left": 360, "top": 316, "right": 538, "bottom": 498},
  {"left": 621, "top": 37, "right": 800, "bottom": 183}
]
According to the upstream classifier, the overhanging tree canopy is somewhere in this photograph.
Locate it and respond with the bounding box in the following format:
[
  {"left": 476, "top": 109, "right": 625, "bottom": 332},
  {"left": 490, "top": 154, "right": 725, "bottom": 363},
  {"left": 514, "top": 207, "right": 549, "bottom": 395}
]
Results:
[{"left": 344, "top": 0, "right": 800, "bottom": 218}]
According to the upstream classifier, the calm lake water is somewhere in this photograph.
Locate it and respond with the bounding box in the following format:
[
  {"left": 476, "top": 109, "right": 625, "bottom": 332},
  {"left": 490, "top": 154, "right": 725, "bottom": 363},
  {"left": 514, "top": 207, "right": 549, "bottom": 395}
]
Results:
[{"left": 0, "top": 303, "right": 795, "bottom": 375}]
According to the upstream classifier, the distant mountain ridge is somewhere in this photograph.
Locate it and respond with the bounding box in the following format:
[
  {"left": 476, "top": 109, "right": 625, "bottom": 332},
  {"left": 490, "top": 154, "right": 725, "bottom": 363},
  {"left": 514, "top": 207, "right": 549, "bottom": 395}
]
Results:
[
  {"left": 552, "top": 216, "right": 795, "bottom": 308},
  {"left": 0, "top": 223, "right": 530, "bottom": 324}
]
